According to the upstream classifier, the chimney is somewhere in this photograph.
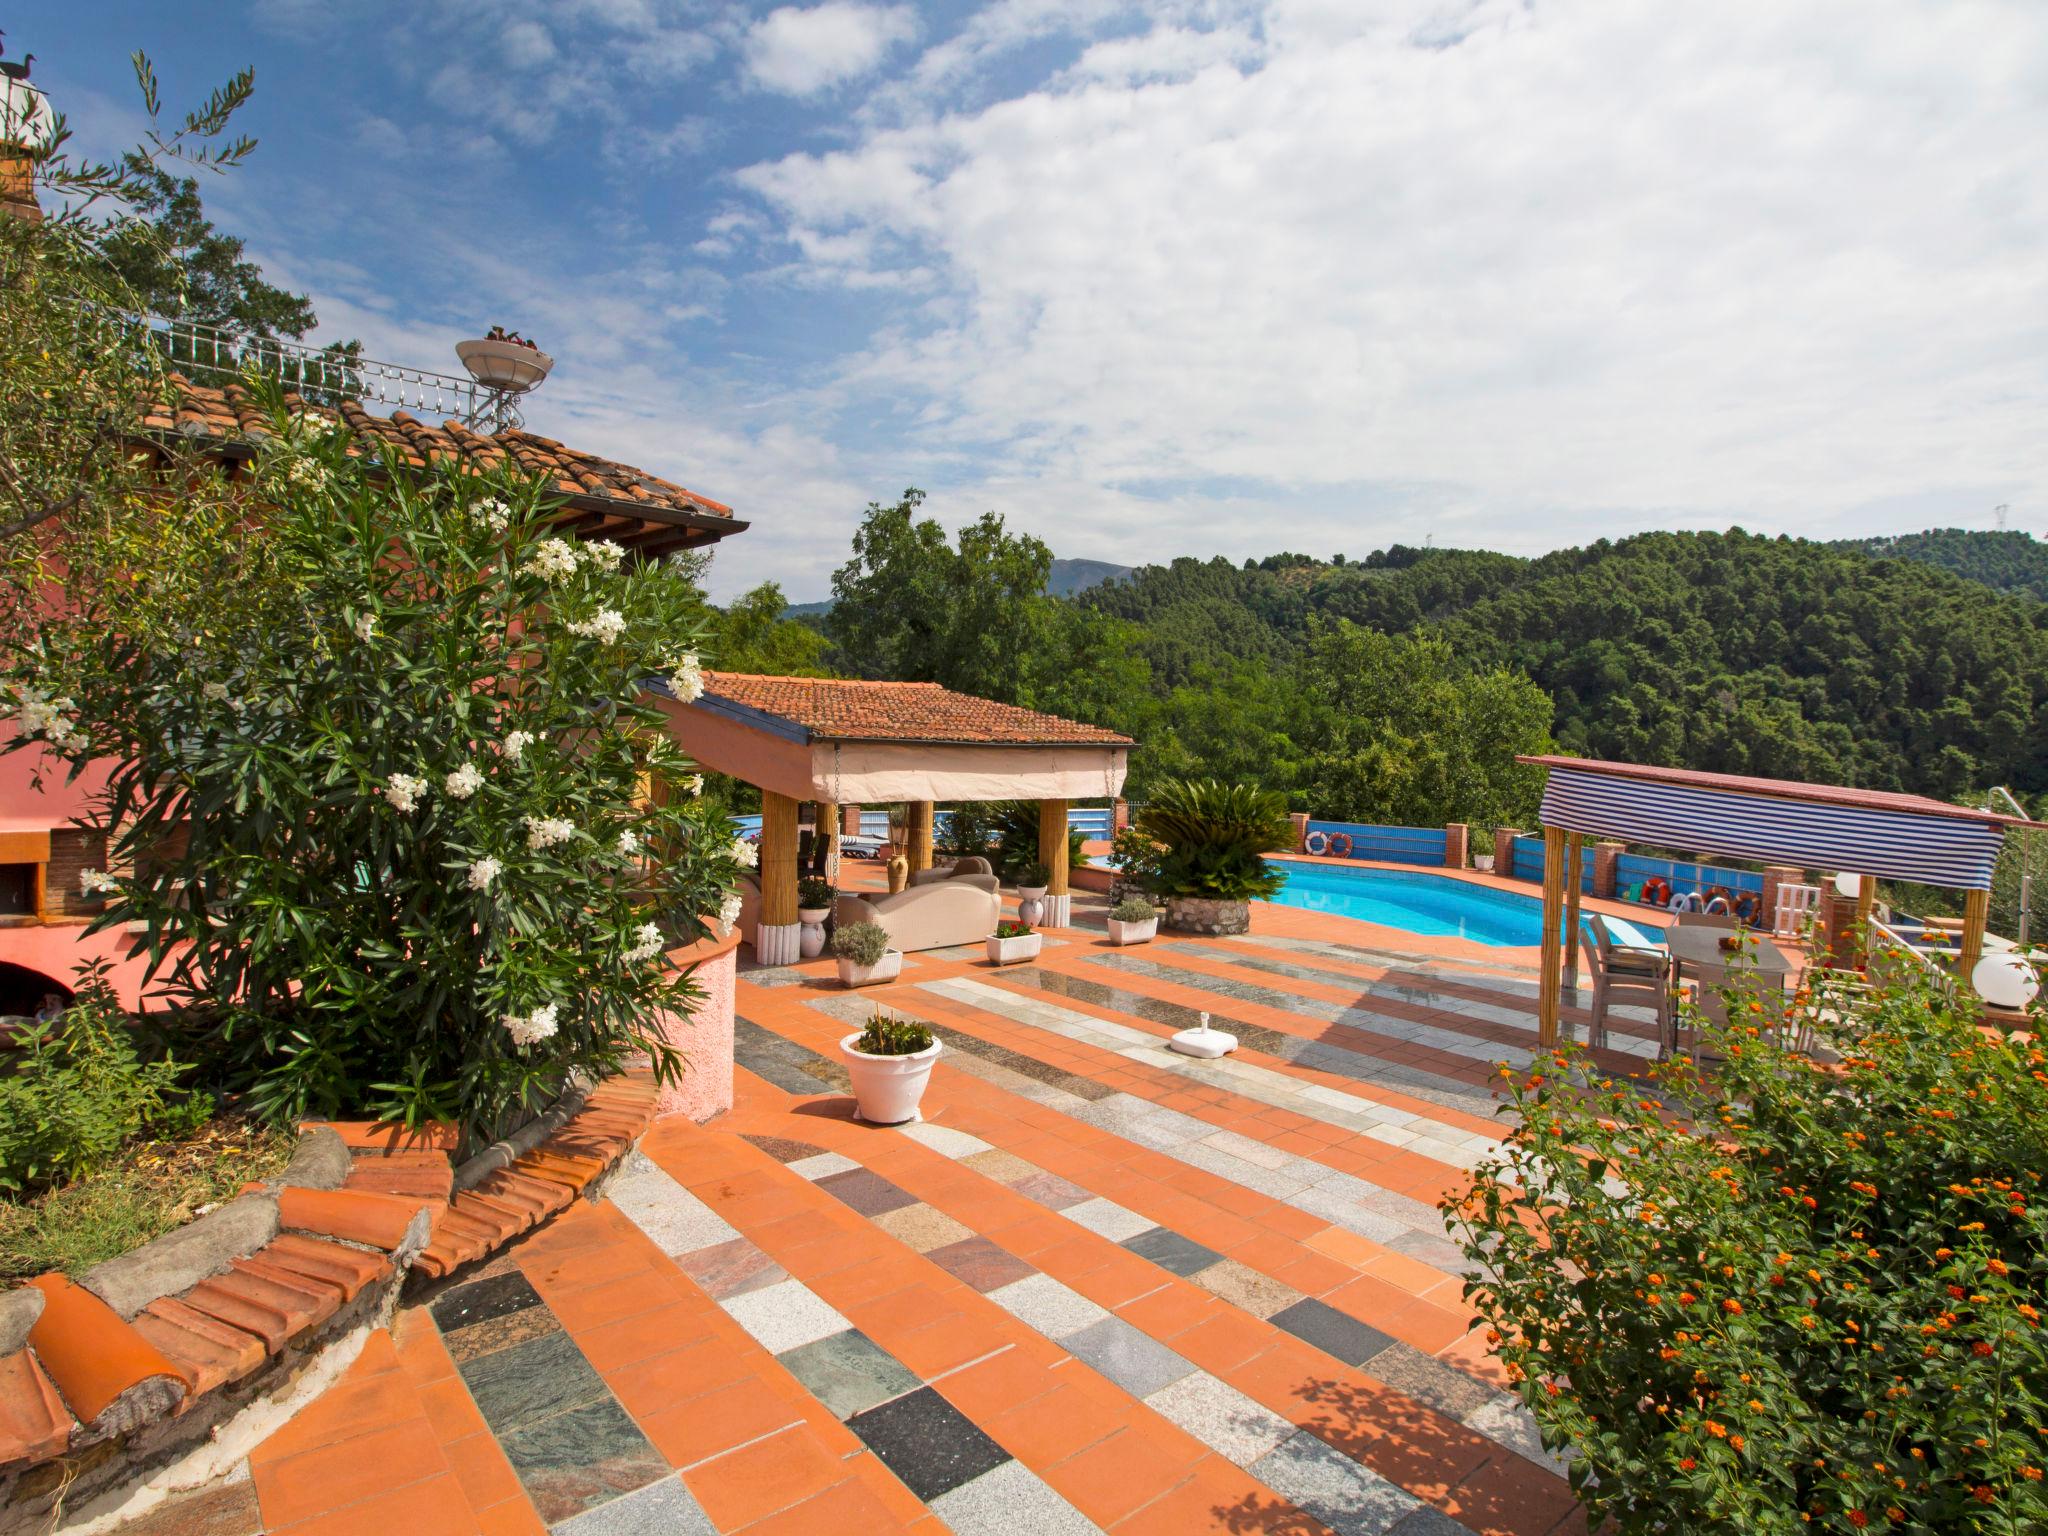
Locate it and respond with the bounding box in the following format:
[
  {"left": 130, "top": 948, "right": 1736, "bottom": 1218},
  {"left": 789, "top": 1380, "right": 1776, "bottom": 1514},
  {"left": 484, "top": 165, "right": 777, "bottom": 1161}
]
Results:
[{"left": 0, "top": 45, "right": 50, "bottom": 225}]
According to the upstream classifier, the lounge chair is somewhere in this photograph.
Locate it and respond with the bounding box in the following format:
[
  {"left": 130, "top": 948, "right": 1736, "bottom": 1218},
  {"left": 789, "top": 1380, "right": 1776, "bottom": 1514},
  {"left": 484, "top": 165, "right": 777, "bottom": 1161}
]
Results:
[
  {"left": 1588, "top": 913, "right": 1674, "bottom": 1053},
  {"left": 834, "top": 882, "right": 1002, "bottom": 954}
]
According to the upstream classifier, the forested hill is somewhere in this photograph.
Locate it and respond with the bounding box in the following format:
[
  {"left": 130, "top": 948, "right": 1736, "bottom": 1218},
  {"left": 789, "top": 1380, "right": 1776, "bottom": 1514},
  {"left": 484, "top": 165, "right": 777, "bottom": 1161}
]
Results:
[
  {"left": 1080, "top": 530, "right": 2048, "bottom": 800},
  {"left": 1835, "top": 529, "right": 2048, "bottom": 603}
]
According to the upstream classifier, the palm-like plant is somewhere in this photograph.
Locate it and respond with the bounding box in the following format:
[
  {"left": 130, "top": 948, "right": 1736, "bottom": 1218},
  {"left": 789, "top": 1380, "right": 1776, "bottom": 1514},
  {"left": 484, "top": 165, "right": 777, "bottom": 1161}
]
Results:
[{"left": 1134, "top": 779, "right": 1292, "bottom": 901}]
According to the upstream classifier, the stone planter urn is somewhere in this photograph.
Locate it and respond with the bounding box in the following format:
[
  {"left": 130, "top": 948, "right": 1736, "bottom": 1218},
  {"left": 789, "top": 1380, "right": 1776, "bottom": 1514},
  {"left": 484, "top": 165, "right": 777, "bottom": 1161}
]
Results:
[
  {"left": 797, "top": 907, "right": 831, "bottom": 959},
  {"left": 986, "top": 929, "right": 1043, "bottom": 966},
  {"left": 1016, "top": 884, "right": 1048, "bottom": 926},
  {"left": 1164, "top": 896, "right": 1251, "bottom": 935},
  {"left": 839, "top": 1033, "right": 941, "bottom": 1125},
  {"left": 838, "top": 949, "right": 903, "bottom": 988},
  {"left": 1107, "top": 914, "right": 1158, "bottom": 946}
]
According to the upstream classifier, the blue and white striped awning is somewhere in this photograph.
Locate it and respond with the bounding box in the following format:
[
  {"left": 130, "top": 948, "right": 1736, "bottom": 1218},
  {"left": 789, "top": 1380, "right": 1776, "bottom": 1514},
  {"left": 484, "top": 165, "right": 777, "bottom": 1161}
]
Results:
[{"left": 1532, "top": 760, "right": 2011, "bottom": 890}]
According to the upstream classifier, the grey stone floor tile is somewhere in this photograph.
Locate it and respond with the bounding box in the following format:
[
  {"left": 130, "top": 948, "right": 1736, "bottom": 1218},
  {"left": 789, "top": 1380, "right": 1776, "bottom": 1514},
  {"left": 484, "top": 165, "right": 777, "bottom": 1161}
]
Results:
[
  {"left": 551, "top": 1473, "right": 715, "bottom": 1535},
  {"left": 1269, "top": 1298, "right": 1397, "bottom": 1368},
  {"left": 930, "top": 1457, "right": 1100, "bottom": 1535},
  {"left": 1122, "top": 1226, "right": 1227, "bottom": 1277},
  {"left": 1062, "top": 1197, "right": 1157, "bottom": 1242},
  {"left": 606, "top": 1166, "right": 740, "bottom": 1256},
  {"left": 1061, "top": 1316, "right": 1198, "bottom": 1398},
  {"left": 986, "top": 1273, "right": 1110, "bottom": 1339},
  {"left": 1145, "top": 1371, "right": 1296, "bottom": 1467},
  {"left": 719, "top": 1278, "right": 852, "bottom": 1354},
  {"left": 776, "top": 1328, "right": 921, "bottom": 1419},
  {"left": 786, "top": 1150, "right": 861, "bottom": 1180},
  {"left": 1365, "top": 1343, "right": 1500, "bottom": 1421},
  {"left": 1251, "top": 1430, "right": 1422, "bottom": 1536},
  {"left": 1386, "top": 1504, "right": 1483, "bottom": 1536}
]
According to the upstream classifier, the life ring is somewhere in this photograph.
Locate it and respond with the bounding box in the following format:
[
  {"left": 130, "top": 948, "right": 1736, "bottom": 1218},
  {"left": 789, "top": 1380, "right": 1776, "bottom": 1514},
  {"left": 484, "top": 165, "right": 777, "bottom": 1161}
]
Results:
[
  {"left": 1641, "top": 876, "right": 1671, "bottom": 907},
  {"left": 1669, "top": 889, "right": 1703, "bottom": 913},
  {"left": 1732, "top": 891, "right": 1762, "bottom": 925},
  {"left": 1304, "top": 830, "right": 1331, "bottom": 855},
  {"left": 1326, "top": 833, "right": 1354, "bottom": 858},
  {"left": 1704, "top": 887, "right": 1732, "bottom": 915}
]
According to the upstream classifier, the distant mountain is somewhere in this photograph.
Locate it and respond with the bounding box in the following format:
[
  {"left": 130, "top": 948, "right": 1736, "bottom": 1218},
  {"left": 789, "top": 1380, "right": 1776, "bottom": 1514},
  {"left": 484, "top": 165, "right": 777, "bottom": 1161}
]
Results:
[
  {"left": 1047, "top": 557, "right": 1135, "bottom": 598},
  {"left": 781, "top": 555, "right": 1134, "bottom": 617},
  {"left": 1834, "top": 529, "right": 2048, "bottom": 603}
]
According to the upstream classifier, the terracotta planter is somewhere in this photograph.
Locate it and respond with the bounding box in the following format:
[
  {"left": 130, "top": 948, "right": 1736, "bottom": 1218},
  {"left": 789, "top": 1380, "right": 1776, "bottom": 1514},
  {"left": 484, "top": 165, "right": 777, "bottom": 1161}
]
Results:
[
  {"left": 1107, "top": 916, "right": 1158, "bottom": 946},
  {"left": 986, "top": 932, "right": 1042, "bottom": 966},
  {"left": 837, "top": 949, "right": 902, "bottom": 988},
  {"left": 1164, "top": 896, "right": 1251, "bottom": 935},
  {"left": 839, "top": 1033, "right": 941, "bottom": 1124}
]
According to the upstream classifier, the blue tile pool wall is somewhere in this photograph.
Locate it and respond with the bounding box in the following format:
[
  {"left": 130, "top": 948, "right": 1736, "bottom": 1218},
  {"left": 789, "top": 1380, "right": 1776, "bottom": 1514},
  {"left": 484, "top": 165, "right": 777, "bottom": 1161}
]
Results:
[{"left": 1303, "top": 822, "right": 1449, "bottom": 867}]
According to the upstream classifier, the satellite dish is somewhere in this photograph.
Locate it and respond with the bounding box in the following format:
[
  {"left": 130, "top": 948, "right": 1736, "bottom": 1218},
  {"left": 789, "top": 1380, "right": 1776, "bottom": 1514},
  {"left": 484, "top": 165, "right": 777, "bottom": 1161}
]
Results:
[
  {"left": 1833, "top": 872, "right": 1863, "bottom": 900},
  {"left": 1973, "top": 953, "right": 2040, "bottom": 1012}
]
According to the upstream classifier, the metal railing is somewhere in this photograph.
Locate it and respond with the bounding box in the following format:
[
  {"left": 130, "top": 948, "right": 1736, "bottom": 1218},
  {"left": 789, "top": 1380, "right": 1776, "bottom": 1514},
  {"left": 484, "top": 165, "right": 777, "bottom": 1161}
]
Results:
[{"left": 124, "top": 313, "right": 524, "bottom": 431}]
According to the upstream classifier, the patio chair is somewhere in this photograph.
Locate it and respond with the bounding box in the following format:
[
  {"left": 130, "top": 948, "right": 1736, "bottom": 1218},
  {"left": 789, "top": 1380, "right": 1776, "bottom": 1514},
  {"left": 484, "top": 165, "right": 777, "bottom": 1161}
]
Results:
[
  {"left": 1671, "top": 909, "right": 1738, "bottom": 932},
  {"left": 908, "top": 855, "right": 1000, "bottom": 894},
  {"left": 1588, "top": 913, "right": 1674, "bottom": 1053}
]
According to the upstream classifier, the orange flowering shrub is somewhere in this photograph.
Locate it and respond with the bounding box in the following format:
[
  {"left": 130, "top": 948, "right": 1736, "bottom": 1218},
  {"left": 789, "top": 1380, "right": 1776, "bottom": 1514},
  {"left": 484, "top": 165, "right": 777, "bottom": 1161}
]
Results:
[{"left": 1444, "top": 967, "right": 2048, "bottom": 1534}]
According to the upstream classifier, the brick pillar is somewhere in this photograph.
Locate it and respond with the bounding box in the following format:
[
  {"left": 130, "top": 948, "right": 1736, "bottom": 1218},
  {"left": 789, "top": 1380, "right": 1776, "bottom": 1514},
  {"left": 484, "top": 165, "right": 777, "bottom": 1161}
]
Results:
[
  {"left": 1592, "top": 840, "right": 1625, "bottom": 899},
  {"left": 1760, "top": 865, "right": 1802, "bottom": 933},
  {"left": 1493, "top": 827, "right": 1521, "bottom": 879},
  {"left": 1443, "top": 823, "right": 1469, "bottom": 870},
  {"left": 1290, "top": 812, "right": 1310, "bottom": 852},
  {"left": 842, "top": 804, "right": 863, "bottom": 838},
  {"left": 1112, "top": 798, "right": 1131, "bottom": 834}
]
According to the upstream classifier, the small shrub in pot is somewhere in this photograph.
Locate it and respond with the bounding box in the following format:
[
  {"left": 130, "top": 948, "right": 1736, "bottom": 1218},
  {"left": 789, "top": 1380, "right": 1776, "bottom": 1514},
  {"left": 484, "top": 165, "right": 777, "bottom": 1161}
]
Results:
[
  {"left": 831, "top": 920, "right": 899, "bottom": 986},
  {"left": 839, "top": 1009, "right": 940, "bottom": 1123},
  {"left": 850, "top": 1013, "right": 933, "bottom": 1056},
  {"left": 797, "top": 877, "right": 836, "bottom": 914},
  {"left": 1107, "top": 895, "right": 1159, "bottom": 947},
  {"left": 987, "top": 918, "right": 1042, "bottom": 966}
]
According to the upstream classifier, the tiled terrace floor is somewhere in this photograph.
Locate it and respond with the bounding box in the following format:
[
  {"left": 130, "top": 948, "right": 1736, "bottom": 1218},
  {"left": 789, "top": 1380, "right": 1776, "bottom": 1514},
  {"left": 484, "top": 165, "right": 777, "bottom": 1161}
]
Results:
[{"left": 131, "top": 893, "right": 1635, "bottom": 1536}]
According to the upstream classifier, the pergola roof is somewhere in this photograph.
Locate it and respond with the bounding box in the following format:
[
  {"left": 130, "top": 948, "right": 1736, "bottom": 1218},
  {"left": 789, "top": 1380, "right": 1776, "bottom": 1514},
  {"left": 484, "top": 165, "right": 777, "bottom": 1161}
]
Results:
[
  {"left": 655, "top": 673, "right": 1130, "bottom": 806},
  {"left": 1522, "top": 754, "right": 2018, "bottom": 890}
]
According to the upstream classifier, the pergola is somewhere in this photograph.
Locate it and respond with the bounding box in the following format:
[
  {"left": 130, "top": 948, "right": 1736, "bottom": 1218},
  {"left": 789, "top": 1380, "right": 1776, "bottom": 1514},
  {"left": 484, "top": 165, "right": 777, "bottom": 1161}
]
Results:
[
  {"left": 654, "top": 673, "right": 1132, "bottom": 963},
  {"left": 1519, "top": 755, "right": 2024, "bottom": 1046}
]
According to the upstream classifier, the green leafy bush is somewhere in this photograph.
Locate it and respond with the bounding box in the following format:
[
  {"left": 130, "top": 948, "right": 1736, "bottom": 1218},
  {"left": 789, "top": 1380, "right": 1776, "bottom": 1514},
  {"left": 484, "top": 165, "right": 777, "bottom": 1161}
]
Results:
[
  {"left": 0, "top": 973, "right": 204, "bottom": 1194},
  {"left": 831, "top": 921, "right": 890, "bottom": 967},
  {"left": 1135, "top": 779, "right": 1290, "bottom": 901},
  {"left": 1017, "top": 859, "right": 1051, "bottom": 888},
  {"left": 851, "top": 1014, "right": 933, "bottom": 1056},
  {"left": 1107, "top": 827, "right": 1163, "bottom": 891},
  {"left": 1444, "top": 969, "right": 2048, "bottom": 1535},
  {"left": 1110, "top": 896, "right": 1157, "bottom": 923},
  {"left": 4, "top": 396, "right": 746, "bottom": 1141},
  {"left": 798, "top": 877, "right": 837, "bottom": 911}
]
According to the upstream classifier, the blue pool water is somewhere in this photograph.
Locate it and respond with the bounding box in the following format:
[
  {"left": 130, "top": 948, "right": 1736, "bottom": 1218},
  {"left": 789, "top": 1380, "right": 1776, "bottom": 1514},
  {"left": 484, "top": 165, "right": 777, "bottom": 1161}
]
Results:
[{"left": 1267, "top": 861, "right": 1666, "bottom": 949}]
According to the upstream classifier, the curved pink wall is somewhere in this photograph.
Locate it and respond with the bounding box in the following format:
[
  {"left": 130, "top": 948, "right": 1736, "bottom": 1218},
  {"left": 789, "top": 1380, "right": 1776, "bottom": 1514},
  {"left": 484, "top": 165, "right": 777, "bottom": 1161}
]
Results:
[{"left": 647, "top": 928, "right": 739, "bottom": 1122}]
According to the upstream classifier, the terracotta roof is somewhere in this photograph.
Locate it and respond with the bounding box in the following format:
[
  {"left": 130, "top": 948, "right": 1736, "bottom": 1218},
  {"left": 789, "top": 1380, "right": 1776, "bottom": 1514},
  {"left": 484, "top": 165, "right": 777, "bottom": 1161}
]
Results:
[
  {"left": 138, "top": 375, "right": 746, "bottom": 560},
  {"left": 1519, "top": 755, "right": 2027, "bottom": 828},
  {"left": 699, "top": 672, "right": 1135, "bottom": 746}
]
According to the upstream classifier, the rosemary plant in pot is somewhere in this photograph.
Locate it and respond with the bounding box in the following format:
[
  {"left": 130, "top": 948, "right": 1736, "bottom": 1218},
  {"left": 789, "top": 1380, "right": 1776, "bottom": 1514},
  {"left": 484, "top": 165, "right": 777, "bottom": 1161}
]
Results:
[
  {"left": 832, "top": 920, "right": 901, "bottom": 987},
  {"left": 1106, "top": 895, "right": 1158, "bottom": 946}
]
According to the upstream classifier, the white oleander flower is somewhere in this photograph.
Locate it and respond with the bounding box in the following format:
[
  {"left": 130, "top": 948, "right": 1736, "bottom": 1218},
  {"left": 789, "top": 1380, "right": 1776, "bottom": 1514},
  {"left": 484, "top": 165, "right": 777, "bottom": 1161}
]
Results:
[
  {"left": 382, "top": 773, "right": 427, "bottom": 813},
  {"left": 502, "top": 1001, "right": 560, "bottom": 1046},
  {"left": 684, "top": 774, "right": 704, "bottom": 797},
  {"left": 526, "top": 538, "right": 581, "bottom": 581},
  {"left": 353, "top": 613, "right": 375, "bottom": 643},
  {"left": 285, "top": 457, "right": 328, "bottom": 489},
  {"left": 719, "top": 892, "right": 743, "bottom": 929},
  {"left": 568, "top": 608, "right": 626, "bottom": 644},
  {"left": 616, "top": 829, "right": 641, "bottom": 857},
  {"left": 623, "top": 921, "right": 665, "bottom": 964},
  {"left": 501, "top": 729, "right": 534, "bottom": 761},
  {"left": 667, "top": 653, "right": 703, "bottom": 703},
  {"left": 202, "top": 681, "right": 230, "bottom": 704},
  {"left": 445, "top": 762, "right": 484, "bottom": 800},
  {"left": 524, "top": 815, "right": 575, "bottom": 850},
  {"left": 730, "top": 837, "right": 758, "bottom": 870},
  {"left": 467, "top": 856, "right": 502, "bottom": 891},
  {"left": 476, "top": 498, "right": 512, "bottom": 532},
  {"left": 585, "top": 540, "right": 624, "bottom": 572},
  {"left": 78, "top": 869, "right": 119, "bottom": 897}
]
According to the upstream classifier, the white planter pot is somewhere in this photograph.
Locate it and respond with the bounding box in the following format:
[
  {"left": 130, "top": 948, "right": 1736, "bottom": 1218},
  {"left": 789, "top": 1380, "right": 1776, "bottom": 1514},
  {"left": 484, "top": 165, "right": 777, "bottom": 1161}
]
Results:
[
  {"left": 798, "top": 908, "right": 830, "bottom": 960},
  {"left": 986, "top": 932, "right": 1043, "bottom": 966},
  {"left": 837, "top": 949, "right": 903, "bottom": 988},
  {"left": 455, "top": 336, "right": 554, "bottom": 390},
  {"left": 839, "top": 1033, "right": 941, "bottom": 1124},
  {"left": 1016, "top": 885, "right": 1048, "bottom": 925},
  {"left": 1107, "top": 916, "right": 1158, "bottom": 946}
]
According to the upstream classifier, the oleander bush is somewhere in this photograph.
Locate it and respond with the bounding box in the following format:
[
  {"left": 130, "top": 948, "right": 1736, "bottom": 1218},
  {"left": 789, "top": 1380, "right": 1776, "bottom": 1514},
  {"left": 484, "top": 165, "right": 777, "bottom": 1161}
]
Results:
[
  {"left": 2, "top": 393, "right": 746, "bottom": 1141},
  {"left": 1444, "top": 967, "right": 2048, "bottom": 1535},
  {"left": 831, "top": 921, "right": 890, "bottom": 967}
]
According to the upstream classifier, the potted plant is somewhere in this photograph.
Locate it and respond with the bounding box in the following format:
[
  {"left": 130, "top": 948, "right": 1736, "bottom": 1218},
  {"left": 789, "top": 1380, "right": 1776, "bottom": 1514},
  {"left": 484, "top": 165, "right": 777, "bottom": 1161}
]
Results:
[
  {"left": 832, "top": 920, "right": 901, "bottom": 987},
  {"left": 839, "top": 1012, "right": 940, "bottom": 1125},
  {"left": 1015, "top": 858, "right": 1050, "bottom": 925},
  {"left": 986, "top": 919, "right": 1041, "bottom": 966},
  {"left": 1137, "top": 779, "right": 1291, "bottom": 936},
  {"left": 797, "top": 876, "right": 835, "bottom": 959},
  {"left": 1107, "top": 895, "right": 1159, "bottom": 946}
]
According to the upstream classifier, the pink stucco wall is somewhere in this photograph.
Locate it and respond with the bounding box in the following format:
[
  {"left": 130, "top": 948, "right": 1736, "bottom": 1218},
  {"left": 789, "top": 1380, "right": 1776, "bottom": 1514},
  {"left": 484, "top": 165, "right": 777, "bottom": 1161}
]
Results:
[{"left": 647, "top": 928, "right": 739, "bottom": 1122}]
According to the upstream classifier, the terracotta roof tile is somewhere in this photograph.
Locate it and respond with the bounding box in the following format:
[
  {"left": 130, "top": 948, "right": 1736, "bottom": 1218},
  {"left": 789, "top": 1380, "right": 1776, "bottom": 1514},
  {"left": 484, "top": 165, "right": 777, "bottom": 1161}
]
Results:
[
  {"left": 698, "top": 672, "right": 1134, "bottom": 747},
  {"left": 137, "top": 375, "right": 743, "bottom": 559}
]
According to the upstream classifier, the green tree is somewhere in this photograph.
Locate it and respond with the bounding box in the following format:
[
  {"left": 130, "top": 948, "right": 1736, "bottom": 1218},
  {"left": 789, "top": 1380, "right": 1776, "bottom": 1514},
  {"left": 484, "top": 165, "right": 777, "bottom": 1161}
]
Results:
[{"left": 711, "top": 582, "right": 834, "bottom": 677}]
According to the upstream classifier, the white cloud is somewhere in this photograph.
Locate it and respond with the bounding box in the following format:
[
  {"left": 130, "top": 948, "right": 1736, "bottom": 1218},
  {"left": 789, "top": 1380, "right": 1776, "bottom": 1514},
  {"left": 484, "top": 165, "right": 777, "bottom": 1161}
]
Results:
[
  {"left": 744, "top": 2, "right": 919, "bottom": 96},
  {"left": 499, "top": 20, "right": 558, "bottom": 69},
  {"left": 733, "top": 0, "right": 2048, "bottom": 566}
]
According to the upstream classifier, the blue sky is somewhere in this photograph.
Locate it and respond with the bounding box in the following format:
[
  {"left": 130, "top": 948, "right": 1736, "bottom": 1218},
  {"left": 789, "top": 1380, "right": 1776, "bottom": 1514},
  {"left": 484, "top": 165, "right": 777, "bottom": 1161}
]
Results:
[{"left": 15, "top": 0, "right": 2047, "bottom": 600}]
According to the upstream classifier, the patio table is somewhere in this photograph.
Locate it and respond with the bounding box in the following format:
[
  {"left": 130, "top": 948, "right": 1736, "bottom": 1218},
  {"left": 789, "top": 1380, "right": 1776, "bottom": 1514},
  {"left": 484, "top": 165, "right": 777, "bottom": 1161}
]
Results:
[{"left": 1663, "top": 925, "right": 1797, "bottom": 1052}]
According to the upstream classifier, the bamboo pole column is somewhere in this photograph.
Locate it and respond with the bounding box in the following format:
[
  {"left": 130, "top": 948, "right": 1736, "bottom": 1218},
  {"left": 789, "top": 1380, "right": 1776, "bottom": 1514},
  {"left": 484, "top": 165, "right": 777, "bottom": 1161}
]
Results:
[
  {"left": 756, "top": 791, "right": 801, "bottom": 965},
  {"left": 1537, "top": 824, "right": 1567, "bottom": 1048},
  {"left": 1854, "top": 871, "right": 1877, "bottom": 970},
  {"left": 815, "top": 801, "right": 840, "bottom": 885},
  {"left": 1560, "top": 832, "right": 1585, "bottom": 1022},
  {"left": 1038, "top": 799, "right": 1071, "bottom": 928},
  {"left": 1960, "top": 887, "right": 1991, "bottom": 992},
  {"left": 907, "top": 801, "right": 934, "bottom": 876}
]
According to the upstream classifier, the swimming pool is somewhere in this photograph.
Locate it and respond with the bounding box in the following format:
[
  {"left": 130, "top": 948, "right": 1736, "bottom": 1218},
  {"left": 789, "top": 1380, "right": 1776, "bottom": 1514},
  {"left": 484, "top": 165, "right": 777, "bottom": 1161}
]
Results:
[{"left": 1267, "top": 861, "right": 1666, "bottom": 949}]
